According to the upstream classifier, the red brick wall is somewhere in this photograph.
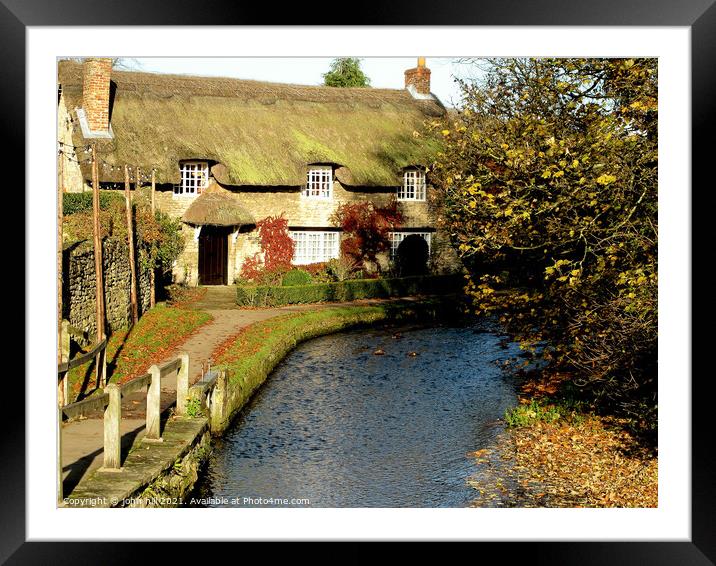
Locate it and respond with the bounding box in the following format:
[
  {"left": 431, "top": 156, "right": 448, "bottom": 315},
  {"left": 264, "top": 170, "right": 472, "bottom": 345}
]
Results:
[
  {"left": 404, "top": 66, "right": 431, "bottom": 95},
  {"left": 82, "top": 58, "right": 112, "bottom": 132}
]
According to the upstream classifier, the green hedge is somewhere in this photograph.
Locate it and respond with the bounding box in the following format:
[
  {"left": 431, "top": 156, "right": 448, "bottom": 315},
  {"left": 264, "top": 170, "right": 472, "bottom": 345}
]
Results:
[
  {"left": 282, "top": 269, "right": 313, "bottom": 287},
  {"left": 63, "top": 191, "right": 125, "bottom": 215},
  {"left": 236, "top": 274, "right": 463, "bottom": 307}
]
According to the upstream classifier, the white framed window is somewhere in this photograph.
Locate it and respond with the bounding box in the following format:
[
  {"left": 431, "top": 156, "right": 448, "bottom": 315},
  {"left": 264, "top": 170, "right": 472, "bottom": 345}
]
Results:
[
  {"left": 398, "top": 169, "right": 427, "bottom": 201},
  {"left": 304, "top": 166, "right": 333, "bottom": 199},
  {"left": 389, "top": 231, "right": 432, "bottom": 260},
  {"left": 174, "top": 161, "right": 209, "bottom": 197},
  {"left": 290, "top": 231, "right": 340, "bottom": 265}
]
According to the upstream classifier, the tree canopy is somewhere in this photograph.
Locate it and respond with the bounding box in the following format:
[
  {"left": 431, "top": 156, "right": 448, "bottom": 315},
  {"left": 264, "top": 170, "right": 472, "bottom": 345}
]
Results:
[
  {"left": 323, "top": 58, "right": 371, "bottom": 88},
  {"left": 430, "top": 58, "right": 658, "bottom": 428}
]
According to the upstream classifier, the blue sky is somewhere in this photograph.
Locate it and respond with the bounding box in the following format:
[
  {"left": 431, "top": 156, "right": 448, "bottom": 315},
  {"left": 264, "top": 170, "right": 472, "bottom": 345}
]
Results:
[{"left": 121, "top": 57, "right": 482, "bottom": 107}]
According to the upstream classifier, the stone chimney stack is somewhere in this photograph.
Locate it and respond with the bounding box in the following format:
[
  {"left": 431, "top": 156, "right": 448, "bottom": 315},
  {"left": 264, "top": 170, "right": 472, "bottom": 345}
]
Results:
[
  {"left": 82, "top": 58, "right": 112, "bottom": 133},
  {"left": 404, "top": 57, "right": 431, "bottom": 97}
]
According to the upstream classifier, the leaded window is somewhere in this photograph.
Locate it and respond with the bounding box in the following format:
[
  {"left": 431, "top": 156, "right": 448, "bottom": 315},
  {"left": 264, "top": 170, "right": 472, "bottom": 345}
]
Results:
[
  {"left": 304, "top": 166, "right": 333, "bottom": 199},
  {"left": 398, "top": 169, "right": 426, "bottom": 201},
  {"left": 290, "top": 231, "right": 340, "bottom": 265},
  {"left": 174, "top": 161, "right": 209, "bottom": 196}
]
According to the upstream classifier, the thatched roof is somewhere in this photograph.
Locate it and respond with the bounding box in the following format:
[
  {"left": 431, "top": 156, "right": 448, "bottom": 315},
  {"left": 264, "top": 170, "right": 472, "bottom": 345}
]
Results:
[
  {"left": 182, "top": 189, "right": 255, "bottom": 226},
  {"left": 58, "top": 61, "right": 445, "bottom": 187}
]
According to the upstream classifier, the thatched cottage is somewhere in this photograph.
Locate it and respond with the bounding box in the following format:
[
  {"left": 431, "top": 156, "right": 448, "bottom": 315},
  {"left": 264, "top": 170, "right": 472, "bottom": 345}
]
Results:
[{"left": 57, "top": 58, "right": 458, "bottom": 285}]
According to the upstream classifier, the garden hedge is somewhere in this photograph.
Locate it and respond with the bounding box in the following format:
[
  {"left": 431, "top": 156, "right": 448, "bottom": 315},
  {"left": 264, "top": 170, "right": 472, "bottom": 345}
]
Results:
[{"left": 236, "top": 274, "right": 463, "bottom": 307}]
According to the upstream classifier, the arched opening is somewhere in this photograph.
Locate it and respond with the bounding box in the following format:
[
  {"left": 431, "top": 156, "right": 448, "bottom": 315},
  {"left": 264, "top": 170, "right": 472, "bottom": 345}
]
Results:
[{"left": 396, "top": 234, "right": 429, "bottom": 276}]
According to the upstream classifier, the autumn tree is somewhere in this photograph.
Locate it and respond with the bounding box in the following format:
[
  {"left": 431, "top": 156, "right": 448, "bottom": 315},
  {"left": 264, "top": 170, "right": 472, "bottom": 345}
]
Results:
[
  {"left": 323, "top": 58, "right": 371, "bottom": 88},
  {"left": 430, "top": 58, "right": 657, "bottom": 427}
]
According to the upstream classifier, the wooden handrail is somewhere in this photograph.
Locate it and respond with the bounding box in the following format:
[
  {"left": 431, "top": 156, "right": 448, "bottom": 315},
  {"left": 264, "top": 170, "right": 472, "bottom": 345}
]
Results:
[
  {"left": 120, "top": 373, "right": 152, "bottom": 396},
  {"left": 62, "top": 392, "right": 110, "bottom": 420},
  {"left": 57, "top": 338, "right": 107, "bottom": 374},
  {"left": 159, "top": 358, "right": 181, "bottom": 377},
  {"left": 190, "top": 370, "right": 219, "bottom": 399}
]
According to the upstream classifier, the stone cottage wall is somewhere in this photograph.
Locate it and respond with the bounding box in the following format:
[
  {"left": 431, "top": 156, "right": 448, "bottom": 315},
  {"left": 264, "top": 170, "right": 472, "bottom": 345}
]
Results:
[
  {"left": 154, "top": 180, "right": 455, "bottom": 285},
  {"left": 63, "top": 238, "right": 151, "bottom": 342}
]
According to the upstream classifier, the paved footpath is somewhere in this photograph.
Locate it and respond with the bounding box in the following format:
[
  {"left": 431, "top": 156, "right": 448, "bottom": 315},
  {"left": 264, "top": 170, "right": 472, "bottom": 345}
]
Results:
[{"left": 61, "top": 287, "right": 391, "bottom": 495}]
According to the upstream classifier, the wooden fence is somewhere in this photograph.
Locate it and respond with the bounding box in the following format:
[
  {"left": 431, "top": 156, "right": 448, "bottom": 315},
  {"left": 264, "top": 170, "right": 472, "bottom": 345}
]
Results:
[{"left": 57, "top": 351, "right": 209, "bottom": 503}]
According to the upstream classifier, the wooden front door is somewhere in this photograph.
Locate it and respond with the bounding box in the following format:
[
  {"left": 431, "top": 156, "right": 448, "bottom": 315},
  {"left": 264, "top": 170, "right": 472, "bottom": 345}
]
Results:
[{"left": 198, "top": 226, "right": 229, "bottom": 285}]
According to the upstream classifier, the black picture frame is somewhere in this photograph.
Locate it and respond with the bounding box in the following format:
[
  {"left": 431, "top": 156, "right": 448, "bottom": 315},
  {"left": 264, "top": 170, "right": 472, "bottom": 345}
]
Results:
[{"left": 8, "top": 0, "right": 710, "bottom": 561}]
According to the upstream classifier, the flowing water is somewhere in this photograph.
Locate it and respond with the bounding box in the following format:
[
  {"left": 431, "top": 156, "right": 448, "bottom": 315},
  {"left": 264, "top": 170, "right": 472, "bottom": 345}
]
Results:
[{"left": 187, "top": 321, "right": 522, "bottom": 507}]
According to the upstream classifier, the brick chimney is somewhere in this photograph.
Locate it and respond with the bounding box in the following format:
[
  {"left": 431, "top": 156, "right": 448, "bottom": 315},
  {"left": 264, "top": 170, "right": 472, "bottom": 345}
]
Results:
[
  {"left": 82, "top": 58, "right": 112, "bottom": 133},
  {"left": 404, "top": 57, "right": 431, "bottom": 97}
]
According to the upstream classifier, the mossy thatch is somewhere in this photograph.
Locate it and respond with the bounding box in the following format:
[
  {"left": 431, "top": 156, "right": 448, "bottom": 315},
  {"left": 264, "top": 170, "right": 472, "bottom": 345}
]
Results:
[
  {"left": 58, "top": 61, "right": 445, "bottom": 188},
  {"left": 182, "top": 190, "right": 255, "bottom": 227}
]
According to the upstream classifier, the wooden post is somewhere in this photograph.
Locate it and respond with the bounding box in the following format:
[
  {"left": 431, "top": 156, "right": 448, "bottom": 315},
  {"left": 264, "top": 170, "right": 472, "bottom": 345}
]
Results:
[
  {"left": 99, "top": 343, "right": 107, "bottom": 388},
  {"left": 149, "top": 170, "right": 156, "bottom": 308},
  {"left": 57, "top": 405, "right": 64, "bottom": 504},
  {"left": 102, "top": 383, "right": 122, "bottom": 470},
  {"left": 125, "top": 165, "right": 138, "bottom": 325},
  {"left": 57, "top": 153, "right": 64, "bottom": 385},
  {"left": 91, "top": 144, "right": 106, "bottom": 387},
  {"left": 145, "top": 365, "right": 162, "bottom": 441},
  {"left": 176, "top": 352, "right": 190, "bottom": 416},
  {"left": 58, "top": 320, "right": 70, "bottom": 407}
]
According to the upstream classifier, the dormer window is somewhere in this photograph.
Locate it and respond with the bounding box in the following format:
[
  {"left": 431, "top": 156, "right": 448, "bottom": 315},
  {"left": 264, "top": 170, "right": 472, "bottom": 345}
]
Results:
[
  {"left": 304, "top": 166, "right": 333, "bottom": 199},
  {"left": 174, "top": 161, "right": 209, "bottom": 197},
  {"left": 398, "top": 169, "right": 426, "bottom": 201}
]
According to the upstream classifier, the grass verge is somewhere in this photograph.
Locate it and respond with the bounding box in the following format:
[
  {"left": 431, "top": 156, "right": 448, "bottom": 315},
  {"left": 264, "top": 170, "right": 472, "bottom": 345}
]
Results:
[{"left": 67, "top": 304, "right": 212, "bottom": 401}]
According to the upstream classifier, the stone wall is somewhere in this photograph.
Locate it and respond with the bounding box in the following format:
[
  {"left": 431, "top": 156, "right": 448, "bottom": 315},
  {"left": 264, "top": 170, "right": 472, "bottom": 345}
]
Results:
[{"left": 63, "top": 238, "right": 151, "bottom": 341}]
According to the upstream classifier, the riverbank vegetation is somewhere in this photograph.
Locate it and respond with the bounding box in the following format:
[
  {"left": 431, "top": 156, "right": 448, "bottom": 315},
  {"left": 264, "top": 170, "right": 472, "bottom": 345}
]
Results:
[{"left": 431, "top": 58, "right": 658, "bottom": 435}]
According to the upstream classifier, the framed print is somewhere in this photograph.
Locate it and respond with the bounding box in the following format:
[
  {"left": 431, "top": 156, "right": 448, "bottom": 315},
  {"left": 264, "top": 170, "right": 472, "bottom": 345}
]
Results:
[{"left": 8, "top": 0, "right": 712, "bottom": 561}]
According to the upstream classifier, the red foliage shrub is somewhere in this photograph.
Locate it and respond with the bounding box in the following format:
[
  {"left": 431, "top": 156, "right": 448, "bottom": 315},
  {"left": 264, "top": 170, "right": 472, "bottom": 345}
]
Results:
[
  {"left": 257, "top": 215, "right": 294, "bottom": 273},
  {"left": 240, "top": 253, "right": 265, "bottom": 283},
  {"left": 331, "top": 200, "right": 402, "bottom": 273},
  {"left": 240, "top": 215, "right": 295, "bottom": 283}
]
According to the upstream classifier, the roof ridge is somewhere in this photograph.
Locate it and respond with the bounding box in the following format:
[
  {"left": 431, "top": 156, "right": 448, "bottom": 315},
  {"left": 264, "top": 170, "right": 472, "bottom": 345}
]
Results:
[{"left": 58, "top": 59, "right": 410, "bottom": 96}]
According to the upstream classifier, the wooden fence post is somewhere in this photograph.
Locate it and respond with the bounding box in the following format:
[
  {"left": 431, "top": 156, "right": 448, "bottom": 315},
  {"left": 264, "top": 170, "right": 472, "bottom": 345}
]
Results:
[
  {"left": 97, "top": 342, "right": 107, "bottom": 390},
  {"left": 102, "top": 383, "right": 122, "bottom": 470},
  {"left": 57, "top": 405, "right": 64, "bottom": 504},
  {"left": 125, "top": 165, "right": 139, "bottom": 325},
  {"left": 149, "top": 169, "right": 156, "bottom": 308},
  {"left": 58, "top": 320, "right": 70, "bottom": 407},
  {"left": 145, "top": 365, "right": 162, "bottom": 441},
  {"left": 176, "top": 352, "right": 190, "bottom": 416},
  {"left": 57, "top": 151, "right": 64, "bottom": 406},
  {"left": 91, "top": 143, "right": 106, "bottom": 387}
]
